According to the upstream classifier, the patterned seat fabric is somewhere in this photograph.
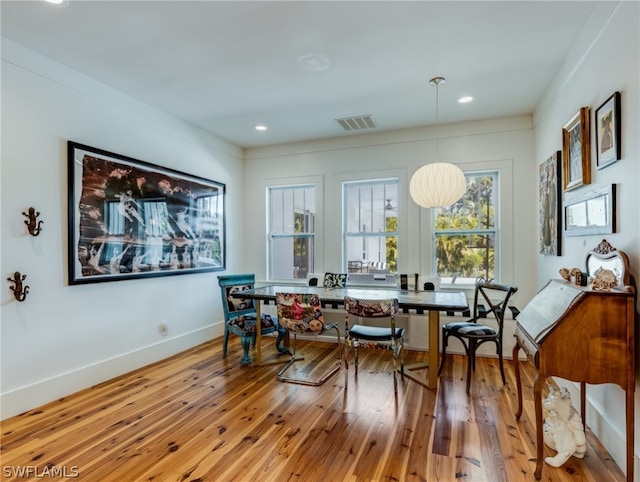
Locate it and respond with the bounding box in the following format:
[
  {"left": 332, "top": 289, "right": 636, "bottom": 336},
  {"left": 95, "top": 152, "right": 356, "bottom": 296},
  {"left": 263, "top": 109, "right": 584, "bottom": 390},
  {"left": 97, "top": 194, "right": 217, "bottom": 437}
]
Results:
[
  {"left": 323, "top": 272, "right": 347, "bottom": 288},
  {"left": 457, "top": 324, "right": 496, "bottom": 337},
  {"left": 277, "top": 293, "right": 325, "bottom": 334}
]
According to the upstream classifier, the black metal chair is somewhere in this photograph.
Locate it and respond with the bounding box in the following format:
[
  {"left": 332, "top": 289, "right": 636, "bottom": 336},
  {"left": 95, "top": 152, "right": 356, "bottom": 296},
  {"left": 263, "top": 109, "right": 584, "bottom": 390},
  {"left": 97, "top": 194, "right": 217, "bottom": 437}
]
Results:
[{"left": 438, "top": 279, "right": 517, "bottom": 392}]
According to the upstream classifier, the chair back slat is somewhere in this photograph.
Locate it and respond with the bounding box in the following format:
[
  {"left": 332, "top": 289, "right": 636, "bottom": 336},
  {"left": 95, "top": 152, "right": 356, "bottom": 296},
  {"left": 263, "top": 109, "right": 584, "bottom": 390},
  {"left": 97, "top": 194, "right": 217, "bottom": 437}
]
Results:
[{"left": 474, "top": 280, "right": 518, "bottom": 333}]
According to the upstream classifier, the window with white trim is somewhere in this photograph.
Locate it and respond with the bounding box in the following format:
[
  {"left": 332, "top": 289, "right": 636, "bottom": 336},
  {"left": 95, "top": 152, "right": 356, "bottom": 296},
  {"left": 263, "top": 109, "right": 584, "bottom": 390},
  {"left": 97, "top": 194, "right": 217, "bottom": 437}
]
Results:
[
  {"left": 343, "top": 179, "right": 398, "bottom": 273},
  {"left": 268, "top": 184, "right": 315, "bottom": 280},
  {"left": 433, "top": 171, "right": 498, "bottom": 284}
]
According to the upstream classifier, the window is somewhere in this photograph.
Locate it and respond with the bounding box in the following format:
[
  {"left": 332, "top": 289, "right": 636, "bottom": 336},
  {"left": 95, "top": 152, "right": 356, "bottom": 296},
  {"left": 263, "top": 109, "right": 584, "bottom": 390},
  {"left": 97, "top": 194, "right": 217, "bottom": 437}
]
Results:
[
  {"left": 343, "top": 179, "right": 398, "bottom": 273},
  {"left": 433, "top": 171, "right": 498, "bottom": 284},
  {"left": 268, "top": 185, "right": 315, "bottom": 280}
]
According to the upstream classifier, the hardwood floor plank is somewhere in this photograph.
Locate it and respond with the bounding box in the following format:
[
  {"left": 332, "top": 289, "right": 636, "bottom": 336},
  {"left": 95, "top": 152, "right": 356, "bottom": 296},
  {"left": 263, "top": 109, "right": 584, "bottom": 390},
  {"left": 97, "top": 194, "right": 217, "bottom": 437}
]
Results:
[{"left": 0, "top": 337, "right": 626, "bottom": 481}]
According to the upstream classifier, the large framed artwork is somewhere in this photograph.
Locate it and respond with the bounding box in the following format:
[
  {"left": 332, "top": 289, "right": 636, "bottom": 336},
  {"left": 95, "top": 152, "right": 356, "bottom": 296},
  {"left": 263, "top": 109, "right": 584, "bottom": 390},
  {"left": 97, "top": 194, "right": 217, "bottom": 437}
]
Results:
[
  {"left": 562, "top": 107, "right": 590, "bottom": 192},
  {"left": 595, "top": 91, "right": 621, "bottom": 169},
  {"left": 539, "top": 151, "right": 562, "bottom": 256},
  {"left": 68, "top": 141, "right": 225, "bottom": 284}
]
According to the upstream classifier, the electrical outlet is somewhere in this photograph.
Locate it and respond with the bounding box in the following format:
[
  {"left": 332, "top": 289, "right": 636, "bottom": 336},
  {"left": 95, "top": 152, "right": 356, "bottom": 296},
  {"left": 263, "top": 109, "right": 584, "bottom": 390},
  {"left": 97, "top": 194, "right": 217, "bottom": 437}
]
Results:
[{"left": 159, "top": 323, "right": 168, "bottom": 336}]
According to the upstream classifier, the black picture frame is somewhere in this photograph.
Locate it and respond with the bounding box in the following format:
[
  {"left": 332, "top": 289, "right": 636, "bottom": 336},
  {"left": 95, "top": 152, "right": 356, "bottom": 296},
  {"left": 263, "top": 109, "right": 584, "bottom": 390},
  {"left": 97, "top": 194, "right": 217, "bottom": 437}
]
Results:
[
  {"left": 68, "top": 141, "right": 225, "bottom": 284},
  {"left": 563, "top": 184, "right": 616, "bottom": 236},
  {"left": 539, "top": 151, "right": 562, "bottom": 256},
  {"left": 595, "top": 91, "right": 621, "bottom": 169}
]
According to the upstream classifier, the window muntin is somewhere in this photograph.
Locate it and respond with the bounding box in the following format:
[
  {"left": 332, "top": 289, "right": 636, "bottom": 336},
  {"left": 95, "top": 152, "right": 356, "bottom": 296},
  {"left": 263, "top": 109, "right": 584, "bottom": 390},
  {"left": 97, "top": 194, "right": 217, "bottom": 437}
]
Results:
[
  {"left": 343, "top": 179, "right": 398, "bottom": 273},
  {"left": 433, "top": 171, "right": 498, "bottom": 284},
  {"left": 268, "top": 185, "right": 315, "bottom": 280}
]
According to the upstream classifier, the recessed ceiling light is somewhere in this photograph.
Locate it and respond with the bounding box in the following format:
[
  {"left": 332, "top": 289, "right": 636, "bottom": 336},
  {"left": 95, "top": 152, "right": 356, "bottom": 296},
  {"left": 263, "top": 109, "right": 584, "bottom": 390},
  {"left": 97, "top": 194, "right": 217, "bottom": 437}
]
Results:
[
  {"left": 297, "top": 53, "right": 330, "bottom": 71},
  {"left": 254, "top": 125, "right": 267, "bottom": 131},
  {"left": 458, "top": 96, "right": 473, "bottom": 104},
  {"left": 45, "top": 0, "right": 66, "bottom": 4}
]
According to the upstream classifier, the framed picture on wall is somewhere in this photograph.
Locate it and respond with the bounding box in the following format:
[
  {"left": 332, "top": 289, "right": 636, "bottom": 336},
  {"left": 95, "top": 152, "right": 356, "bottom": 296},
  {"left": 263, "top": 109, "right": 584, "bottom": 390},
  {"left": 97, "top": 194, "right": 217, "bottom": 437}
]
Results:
[
  {"left": 595, "top": 91, "right": 621, "bottom": 169},
  {"left": 564, "top": 184, "right": 616, "bottom": 236},
  {"left": 539, "top": 151, "right": 562, "bottom": 256},
  {"left": 562, "top": 107, "right": 590, "bottom": 192},
  {"left": 68, "top": 141, "right": 226, "bottom": 284}
]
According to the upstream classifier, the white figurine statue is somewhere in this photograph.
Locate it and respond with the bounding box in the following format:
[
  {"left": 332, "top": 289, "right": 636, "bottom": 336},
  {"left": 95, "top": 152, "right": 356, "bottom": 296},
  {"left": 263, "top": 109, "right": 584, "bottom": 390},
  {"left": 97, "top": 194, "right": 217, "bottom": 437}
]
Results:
[{"left": 542, "top": 385, "right": 587, "bottom": 467}]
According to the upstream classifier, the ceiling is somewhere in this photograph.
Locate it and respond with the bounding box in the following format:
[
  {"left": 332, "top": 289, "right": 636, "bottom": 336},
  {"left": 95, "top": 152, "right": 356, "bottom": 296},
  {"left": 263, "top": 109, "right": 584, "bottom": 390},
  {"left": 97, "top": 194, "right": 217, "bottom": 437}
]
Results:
[{"left": 1, "top": 1, "right": 600, "bottom": 148}]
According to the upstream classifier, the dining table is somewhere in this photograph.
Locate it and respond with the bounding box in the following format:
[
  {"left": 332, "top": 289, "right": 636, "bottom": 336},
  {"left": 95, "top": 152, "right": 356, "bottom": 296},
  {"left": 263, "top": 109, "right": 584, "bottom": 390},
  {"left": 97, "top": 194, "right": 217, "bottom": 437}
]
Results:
[{"left": 230, "top": 284, "right": 468, "bottom": 389}]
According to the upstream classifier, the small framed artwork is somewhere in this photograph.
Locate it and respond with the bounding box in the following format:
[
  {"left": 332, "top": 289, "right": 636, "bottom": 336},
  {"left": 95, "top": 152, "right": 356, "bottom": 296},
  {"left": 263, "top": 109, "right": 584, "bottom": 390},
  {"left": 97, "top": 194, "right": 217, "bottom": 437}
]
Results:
[
  {"left": 564, "top": 184, "right": 616, "bottom": 236},
  {"left": 68, "top": 141, "right": 226, "bottom": 284},
  {"left": 562, "top": 107, "right": 590, "bottom": 192},
  {"left": 595, "top": 91, "right": 621, "bottom": 169},
  {"left": 539, "top": 151, "right": 562, "bottom": 256}
]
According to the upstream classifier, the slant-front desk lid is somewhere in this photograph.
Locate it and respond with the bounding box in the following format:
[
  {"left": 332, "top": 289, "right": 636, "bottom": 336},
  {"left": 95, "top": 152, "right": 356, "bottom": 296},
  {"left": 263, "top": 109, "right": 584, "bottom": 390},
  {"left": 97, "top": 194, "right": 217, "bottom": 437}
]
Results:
[{"left": 515, "top": 280, "right": 582, "bottom": 342}]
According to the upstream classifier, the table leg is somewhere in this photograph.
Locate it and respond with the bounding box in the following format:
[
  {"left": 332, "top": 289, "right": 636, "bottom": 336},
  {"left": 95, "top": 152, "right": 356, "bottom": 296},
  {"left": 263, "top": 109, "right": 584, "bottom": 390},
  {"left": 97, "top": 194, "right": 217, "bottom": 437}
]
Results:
[
  {"left": 398, "top": 309, "right": 440, "bottom": 390},
  {"left": 255, "top": 299, "right": 262, "bottom": 365},
  {"left": 254, "top": 300, "right": 297, "bottom": 367},
  {"left": 428, "top": 309, "right": 439, "bottom": 388}
]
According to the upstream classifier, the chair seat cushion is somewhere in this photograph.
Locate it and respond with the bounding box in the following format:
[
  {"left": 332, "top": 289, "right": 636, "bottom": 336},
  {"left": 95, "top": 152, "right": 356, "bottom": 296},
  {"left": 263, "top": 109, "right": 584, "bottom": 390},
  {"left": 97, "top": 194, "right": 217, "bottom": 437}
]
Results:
[
  {"left": 443, "top": 321, "right": 476, "bottom": 333},
  {"left": 349, "top": 324, "right": 405, "bottom": 341},
  {"left": 457, "top": 324, "right": 496, "bottom": 337},
  {"left": 228, "top": 313, "right": 278, "bottom": 335}
]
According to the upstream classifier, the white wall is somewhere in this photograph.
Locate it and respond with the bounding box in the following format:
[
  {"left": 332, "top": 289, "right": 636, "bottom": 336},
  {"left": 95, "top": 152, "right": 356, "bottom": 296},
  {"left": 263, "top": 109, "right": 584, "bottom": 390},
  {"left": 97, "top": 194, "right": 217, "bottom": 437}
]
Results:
[
  {"left": 533, "top": 2, "right": 639, "bottom": 477},
  {"left": 1, "top": 39, "right": 238, "bottom": 419}
]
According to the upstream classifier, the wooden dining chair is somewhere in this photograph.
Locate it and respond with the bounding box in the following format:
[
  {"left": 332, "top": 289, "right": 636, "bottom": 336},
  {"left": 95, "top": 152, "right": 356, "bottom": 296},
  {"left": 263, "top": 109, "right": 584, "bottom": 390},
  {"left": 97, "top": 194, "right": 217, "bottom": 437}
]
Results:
[
  {"left": 437, "top": 278, "right": 518, "bottom": 392},
  {"left": 275, "top": 292, "right": 343, "bottom": 385},
  {"left": 344, "top": 296, "right": 404, "bottom": 393},
  {"left": 217, "top": 274, "right": 287, "bottom": 365}
]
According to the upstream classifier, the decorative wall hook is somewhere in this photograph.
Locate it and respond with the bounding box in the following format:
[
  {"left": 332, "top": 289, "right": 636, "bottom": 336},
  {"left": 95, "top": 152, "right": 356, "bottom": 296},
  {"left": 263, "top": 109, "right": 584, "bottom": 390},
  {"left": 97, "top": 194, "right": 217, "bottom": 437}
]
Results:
[
  {"left": 7, "top": 271, "right": 29, "bottom": 302},
  {"left": 22, "top": 207, "right": 44, "bottom": 236}
]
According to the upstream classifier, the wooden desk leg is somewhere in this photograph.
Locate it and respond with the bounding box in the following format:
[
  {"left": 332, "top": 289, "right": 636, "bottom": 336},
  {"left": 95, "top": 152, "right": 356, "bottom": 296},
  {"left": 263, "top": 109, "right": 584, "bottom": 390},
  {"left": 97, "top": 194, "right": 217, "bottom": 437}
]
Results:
[
  {"left": 627, "top": 383, "right": 634, "bottom": 482},
  {"left": 580, "top": 381, "right": 586, "bottom": 429},
  {"left": 513, "top": 343, "right": 523, "bottom": 419},
  {"left": 534, "top": 372, "right": 545, "bottom": 480}
]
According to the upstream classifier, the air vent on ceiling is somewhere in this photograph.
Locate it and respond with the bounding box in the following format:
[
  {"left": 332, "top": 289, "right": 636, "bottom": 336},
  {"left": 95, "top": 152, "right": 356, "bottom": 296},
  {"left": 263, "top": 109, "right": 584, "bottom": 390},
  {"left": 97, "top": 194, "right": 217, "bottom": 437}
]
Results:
[{"left": 335, "top": 115, "right": 377, "bottom": 132}]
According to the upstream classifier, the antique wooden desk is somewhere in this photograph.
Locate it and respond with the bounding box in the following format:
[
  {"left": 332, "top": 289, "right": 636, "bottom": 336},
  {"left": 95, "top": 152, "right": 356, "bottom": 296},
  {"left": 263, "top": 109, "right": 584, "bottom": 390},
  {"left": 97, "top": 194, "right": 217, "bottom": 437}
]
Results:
[
  {"left": 513, "top": 240, "right": 636, "bottom": 480},
  {"left": 231, "top": 284, "right": 468, "bottom": 389}
]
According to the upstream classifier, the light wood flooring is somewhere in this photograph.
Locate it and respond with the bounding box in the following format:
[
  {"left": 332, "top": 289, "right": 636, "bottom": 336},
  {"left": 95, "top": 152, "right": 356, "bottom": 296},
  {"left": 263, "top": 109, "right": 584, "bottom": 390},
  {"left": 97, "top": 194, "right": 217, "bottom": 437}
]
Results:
[{"left": 1, "top": 336, "right": 625, "bottom": 481}]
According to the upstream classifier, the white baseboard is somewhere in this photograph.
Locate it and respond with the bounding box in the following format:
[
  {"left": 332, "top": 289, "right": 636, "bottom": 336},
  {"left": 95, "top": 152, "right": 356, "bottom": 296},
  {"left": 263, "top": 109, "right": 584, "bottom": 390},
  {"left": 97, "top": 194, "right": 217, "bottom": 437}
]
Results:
[
  {"left": 585, "top": 391, "right": 633, "bottom": 479},
  {"left": 1, "top": 322, "right": 225, "bottom": 420}
]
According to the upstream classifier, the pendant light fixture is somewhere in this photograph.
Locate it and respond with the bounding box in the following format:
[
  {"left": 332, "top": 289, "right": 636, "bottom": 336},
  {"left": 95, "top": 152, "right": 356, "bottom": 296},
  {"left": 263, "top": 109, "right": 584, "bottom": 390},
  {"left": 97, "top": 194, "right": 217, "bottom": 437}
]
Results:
[{"left": 409, "top": 76, "right": 466, "bottom": 208}]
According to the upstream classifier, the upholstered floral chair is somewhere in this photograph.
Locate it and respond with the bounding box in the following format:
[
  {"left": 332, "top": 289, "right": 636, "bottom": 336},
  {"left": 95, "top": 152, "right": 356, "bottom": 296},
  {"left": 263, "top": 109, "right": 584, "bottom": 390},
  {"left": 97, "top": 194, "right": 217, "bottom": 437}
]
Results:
[
  {"left": 344, "top": 296, "right": 404, "bottom": 393},
  {"left": 218, "top": 274, "right": 287, "bottom": 365},
  {"left": 275, "top": 292, "right": 342, "bottom": 385}
]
